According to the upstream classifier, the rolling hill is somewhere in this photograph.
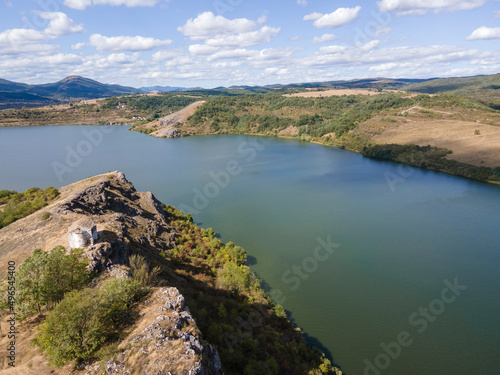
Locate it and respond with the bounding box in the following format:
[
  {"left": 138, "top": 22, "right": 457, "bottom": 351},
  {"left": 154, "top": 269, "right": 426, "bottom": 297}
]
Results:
[
  {"left": 0, "top": 76, "right": 143, "bottom": 108},
  {"left": 404, "top": 73, "right": 500, "bottom": 108}
]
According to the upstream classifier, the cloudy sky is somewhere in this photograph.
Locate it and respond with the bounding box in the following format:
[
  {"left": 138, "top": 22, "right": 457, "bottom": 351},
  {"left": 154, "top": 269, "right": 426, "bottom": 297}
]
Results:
[{"left": 1, "top": 0, "right": 499, "bottom": 88}]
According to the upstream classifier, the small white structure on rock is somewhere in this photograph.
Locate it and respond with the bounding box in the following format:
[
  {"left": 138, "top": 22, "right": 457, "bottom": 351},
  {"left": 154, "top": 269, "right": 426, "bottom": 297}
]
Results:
[{"left": 68, "top": 218, "right": 98, "bottom": 249}]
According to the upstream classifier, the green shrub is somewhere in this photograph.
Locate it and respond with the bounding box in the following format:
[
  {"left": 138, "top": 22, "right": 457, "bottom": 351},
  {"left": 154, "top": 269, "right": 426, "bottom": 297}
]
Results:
[
  {"left": 0, "top": 190, "right": 16, "bottom": 201},
  {"left": 222, "top": 242, "right": 247, "bottom": 265},
  {"left": 129, "top": 254, "right": 161, "bottom": 287},
  {"left": 217, "top": 262, "right": 253, "bottom": 292},
  {"left": 35, "top": 278, "right": 141, "bottom": 366}
]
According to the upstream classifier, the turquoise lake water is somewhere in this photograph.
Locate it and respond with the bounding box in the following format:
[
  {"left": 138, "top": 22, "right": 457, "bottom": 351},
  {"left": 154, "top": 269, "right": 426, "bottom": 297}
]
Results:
[{"left": 0, "top": 125, "right": 499, "bottom": 375}]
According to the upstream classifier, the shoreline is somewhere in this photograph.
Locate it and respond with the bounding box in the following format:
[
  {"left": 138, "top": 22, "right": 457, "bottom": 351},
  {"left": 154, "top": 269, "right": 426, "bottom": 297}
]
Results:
[
  {"left": 1, "top": 121, "right": 498, "bottom": 186},
  {"left": 168, "top": 130, "right": 500, "bottom": 186}
]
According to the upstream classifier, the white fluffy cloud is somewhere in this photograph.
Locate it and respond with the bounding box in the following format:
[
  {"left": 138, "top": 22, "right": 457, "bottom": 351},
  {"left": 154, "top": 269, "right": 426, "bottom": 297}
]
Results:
[
  {"left": 188, "top": 44, "right": 220, "bottom": 56},
  {"left": 64, "top": 0, "right": 92, "bottom": 9},
  {"left": 312, "top": 33, "right": 336, "bottom": 44},
  {"left": 297, "top": 0, "right": 308, "bottom": 6},
  {"left": 356, "top": 40, "right": 381, "bottom": 51},
  {"left": 89, "top": 34, "right": 172, "bottom": 52},
  {"left": 204, "top": 26, "right": 280, "bottom": 48},
  {"left": 178, "top": 12, "right": 256, "bottom": 40},
  {"left": 319, "top": 45, "right": 348, "bottom": 54},
  {"left": 304, "top": 6, "right": 361, "bottom": 28},
  {"left": 466, "top": 26, "right": 500, "bottom": 40},
  {"left": 37, "top": 53, "right": 84, "bottom": 65},
  {"left": 0, "top": 12, "right": 83, "bottom": 54},
  {"left": 64, "top": 0, "right": 162, "bottom": 10},
  {"left": 0, "top": 28, "right": 52, "bottom": 54},
  {"left": 377, "top": 0, "right": 487, "bottom": 15},
  {"left": 39, "top": 12, "right": 85, "bottom": 37},
  {"left": 71, "top": 42, "right": 86, "bottom": 50},
  {"left": 206, "top": 49, "right": 257, "bottom": 62},
  {"left": 179, "top": 12, "right": 280, "bottom": 63},
  {"left": 307, "top": 44, "right": 483, "bottom": 69}
]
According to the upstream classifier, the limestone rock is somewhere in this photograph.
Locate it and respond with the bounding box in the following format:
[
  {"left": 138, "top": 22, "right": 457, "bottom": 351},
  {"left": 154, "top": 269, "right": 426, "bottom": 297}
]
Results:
[{"left": 92, "top": 287, "right": 224, "bottom": 375}]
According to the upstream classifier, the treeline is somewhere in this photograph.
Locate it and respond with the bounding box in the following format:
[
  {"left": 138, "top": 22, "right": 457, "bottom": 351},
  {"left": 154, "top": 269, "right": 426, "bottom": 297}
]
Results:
[
  {"left": 184, "top": 91, "right": 500, "bottom": 184},
  {"left": 362, "top": 143, "right": 500, "bottom": 182},
  {"left": 0, "top": 186, "right": 59, "bottom": 228}
]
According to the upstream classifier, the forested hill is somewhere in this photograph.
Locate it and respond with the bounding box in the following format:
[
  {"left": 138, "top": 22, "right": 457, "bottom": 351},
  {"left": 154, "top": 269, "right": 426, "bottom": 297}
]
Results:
[{"left": 0, "top": 76, "right": 142, "bottom": 108}]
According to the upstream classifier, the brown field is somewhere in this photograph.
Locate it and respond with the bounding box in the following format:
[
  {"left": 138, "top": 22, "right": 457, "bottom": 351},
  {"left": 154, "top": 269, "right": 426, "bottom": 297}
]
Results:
[
  {"left": 372, "top": 119, "right": 500, "bottom": 167},
  {"left": 284, "top": 88, "right": 402, "bottom": 98}
]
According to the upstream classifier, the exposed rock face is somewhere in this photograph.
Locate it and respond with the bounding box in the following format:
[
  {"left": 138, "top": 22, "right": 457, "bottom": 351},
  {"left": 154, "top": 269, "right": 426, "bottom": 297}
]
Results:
[
  {"left": 151, "top": 126, "right": 181, "bottom": 138},
  {"left": 85, "top": 287, "right": 224, "bottom": 375},
  {"left": 149, "top": 101, "right": 205, "bottom": 138},
  {"left": 165, "top": 127, "right": 181, "bottom": 138},
  {"left": 0, "top": 171, "right": 224, "bottom": 375},
  {"left": 54, "top": 171, "right": 176, "bottom": 271}
]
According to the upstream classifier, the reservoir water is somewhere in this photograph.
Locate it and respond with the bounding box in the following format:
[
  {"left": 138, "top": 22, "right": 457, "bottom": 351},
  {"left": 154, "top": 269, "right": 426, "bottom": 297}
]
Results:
[{"left": 1, "top": 125, "right": 499, "bottom": 375}]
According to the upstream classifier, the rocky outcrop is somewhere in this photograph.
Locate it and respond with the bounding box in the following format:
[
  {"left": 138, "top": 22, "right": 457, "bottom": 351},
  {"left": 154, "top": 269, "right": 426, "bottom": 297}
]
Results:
[
  {"left": 0, "top": 171, "right": 224, "bottom": 375},
  {"left": 149, "top": 101, "right": 205, "bottom": 138},
  {"left": 52, "top": 171, "right": 176, "bottom": 271},
  {"left": 85, "top": 287, "right": 223, "bottom": 375},
  {"left": 151, "top": 126, "right": 181, "bottom": 138}
]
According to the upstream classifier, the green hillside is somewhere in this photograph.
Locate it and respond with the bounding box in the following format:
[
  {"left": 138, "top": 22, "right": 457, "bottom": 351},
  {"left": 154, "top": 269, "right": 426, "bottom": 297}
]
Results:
[{"left": 405, "top": 74, "right": 500, "bottom": 108}]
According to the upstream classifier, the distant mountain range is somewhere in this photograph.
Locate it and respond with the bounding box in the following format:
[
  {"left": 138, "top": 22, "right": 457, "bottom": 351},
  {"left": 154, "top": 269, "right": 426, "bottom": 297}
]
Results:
[
  {"left": 139, "top": 85, "right": 195, "bottom": 93},
  {"left": 0, "top": 76, "right": 142, "bottom": 108},
  {"left": 1, "top": 73, "right": 499, "bottom": 109}
]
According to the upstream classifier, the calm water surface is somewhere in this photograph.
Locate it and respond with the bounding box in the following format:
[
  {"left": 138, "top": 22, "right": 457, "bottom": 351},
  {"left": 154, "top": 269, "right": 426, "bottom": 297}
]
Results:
[{"left": 1, "top": 125, "right": 499, "bottom": 375}]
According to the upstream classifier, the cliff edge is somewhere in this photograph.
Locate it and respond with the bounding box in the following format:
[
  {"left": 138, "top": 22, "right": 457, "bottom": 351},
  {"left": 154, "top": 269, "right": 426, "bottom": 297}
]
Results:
[{"left": 0, "top": 172, "right": 223, "bottom": 374}]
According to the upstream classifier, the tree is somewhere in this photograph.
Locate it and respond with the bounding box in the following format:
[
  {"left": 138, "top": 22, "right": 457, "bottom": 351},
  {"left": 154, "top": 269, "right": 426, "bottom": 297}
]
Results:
[
  {"left": 35, "top": 278, "right": 141, "bottom": 366},
  {"left": 217, "top": 262, "right": 253, "bottom": 292},
  {"left": 16, "top": 246, "right": 91, "bottom": 318},
  {"left": 223, "top": 242, "right": 247, "bottom": 265}
]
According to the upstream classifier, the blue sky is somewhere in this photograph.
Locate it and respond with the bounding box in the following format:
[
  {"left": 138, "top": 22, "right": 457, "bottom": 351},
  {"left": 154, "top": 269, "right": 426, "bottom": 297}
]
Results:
[{"left": 0, "top": 0, "right": 499, "bottom": 88}]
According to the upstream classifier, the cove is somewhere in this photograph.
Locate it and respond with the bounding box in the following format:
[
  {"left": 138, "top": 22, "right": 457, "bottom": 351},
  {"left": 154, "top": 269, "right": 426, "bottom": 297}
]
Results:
[{"left": 1, "top": 125, "right": 499, "bottom": 375}]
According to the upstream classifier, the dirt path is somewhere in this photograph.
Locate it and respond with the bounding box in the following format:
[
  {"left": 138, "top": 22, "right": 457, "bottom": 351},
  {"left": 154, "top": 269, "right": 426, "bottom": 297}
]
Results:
[{"left": 400, "top": 105, "right": 453, "bottom": 115}]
